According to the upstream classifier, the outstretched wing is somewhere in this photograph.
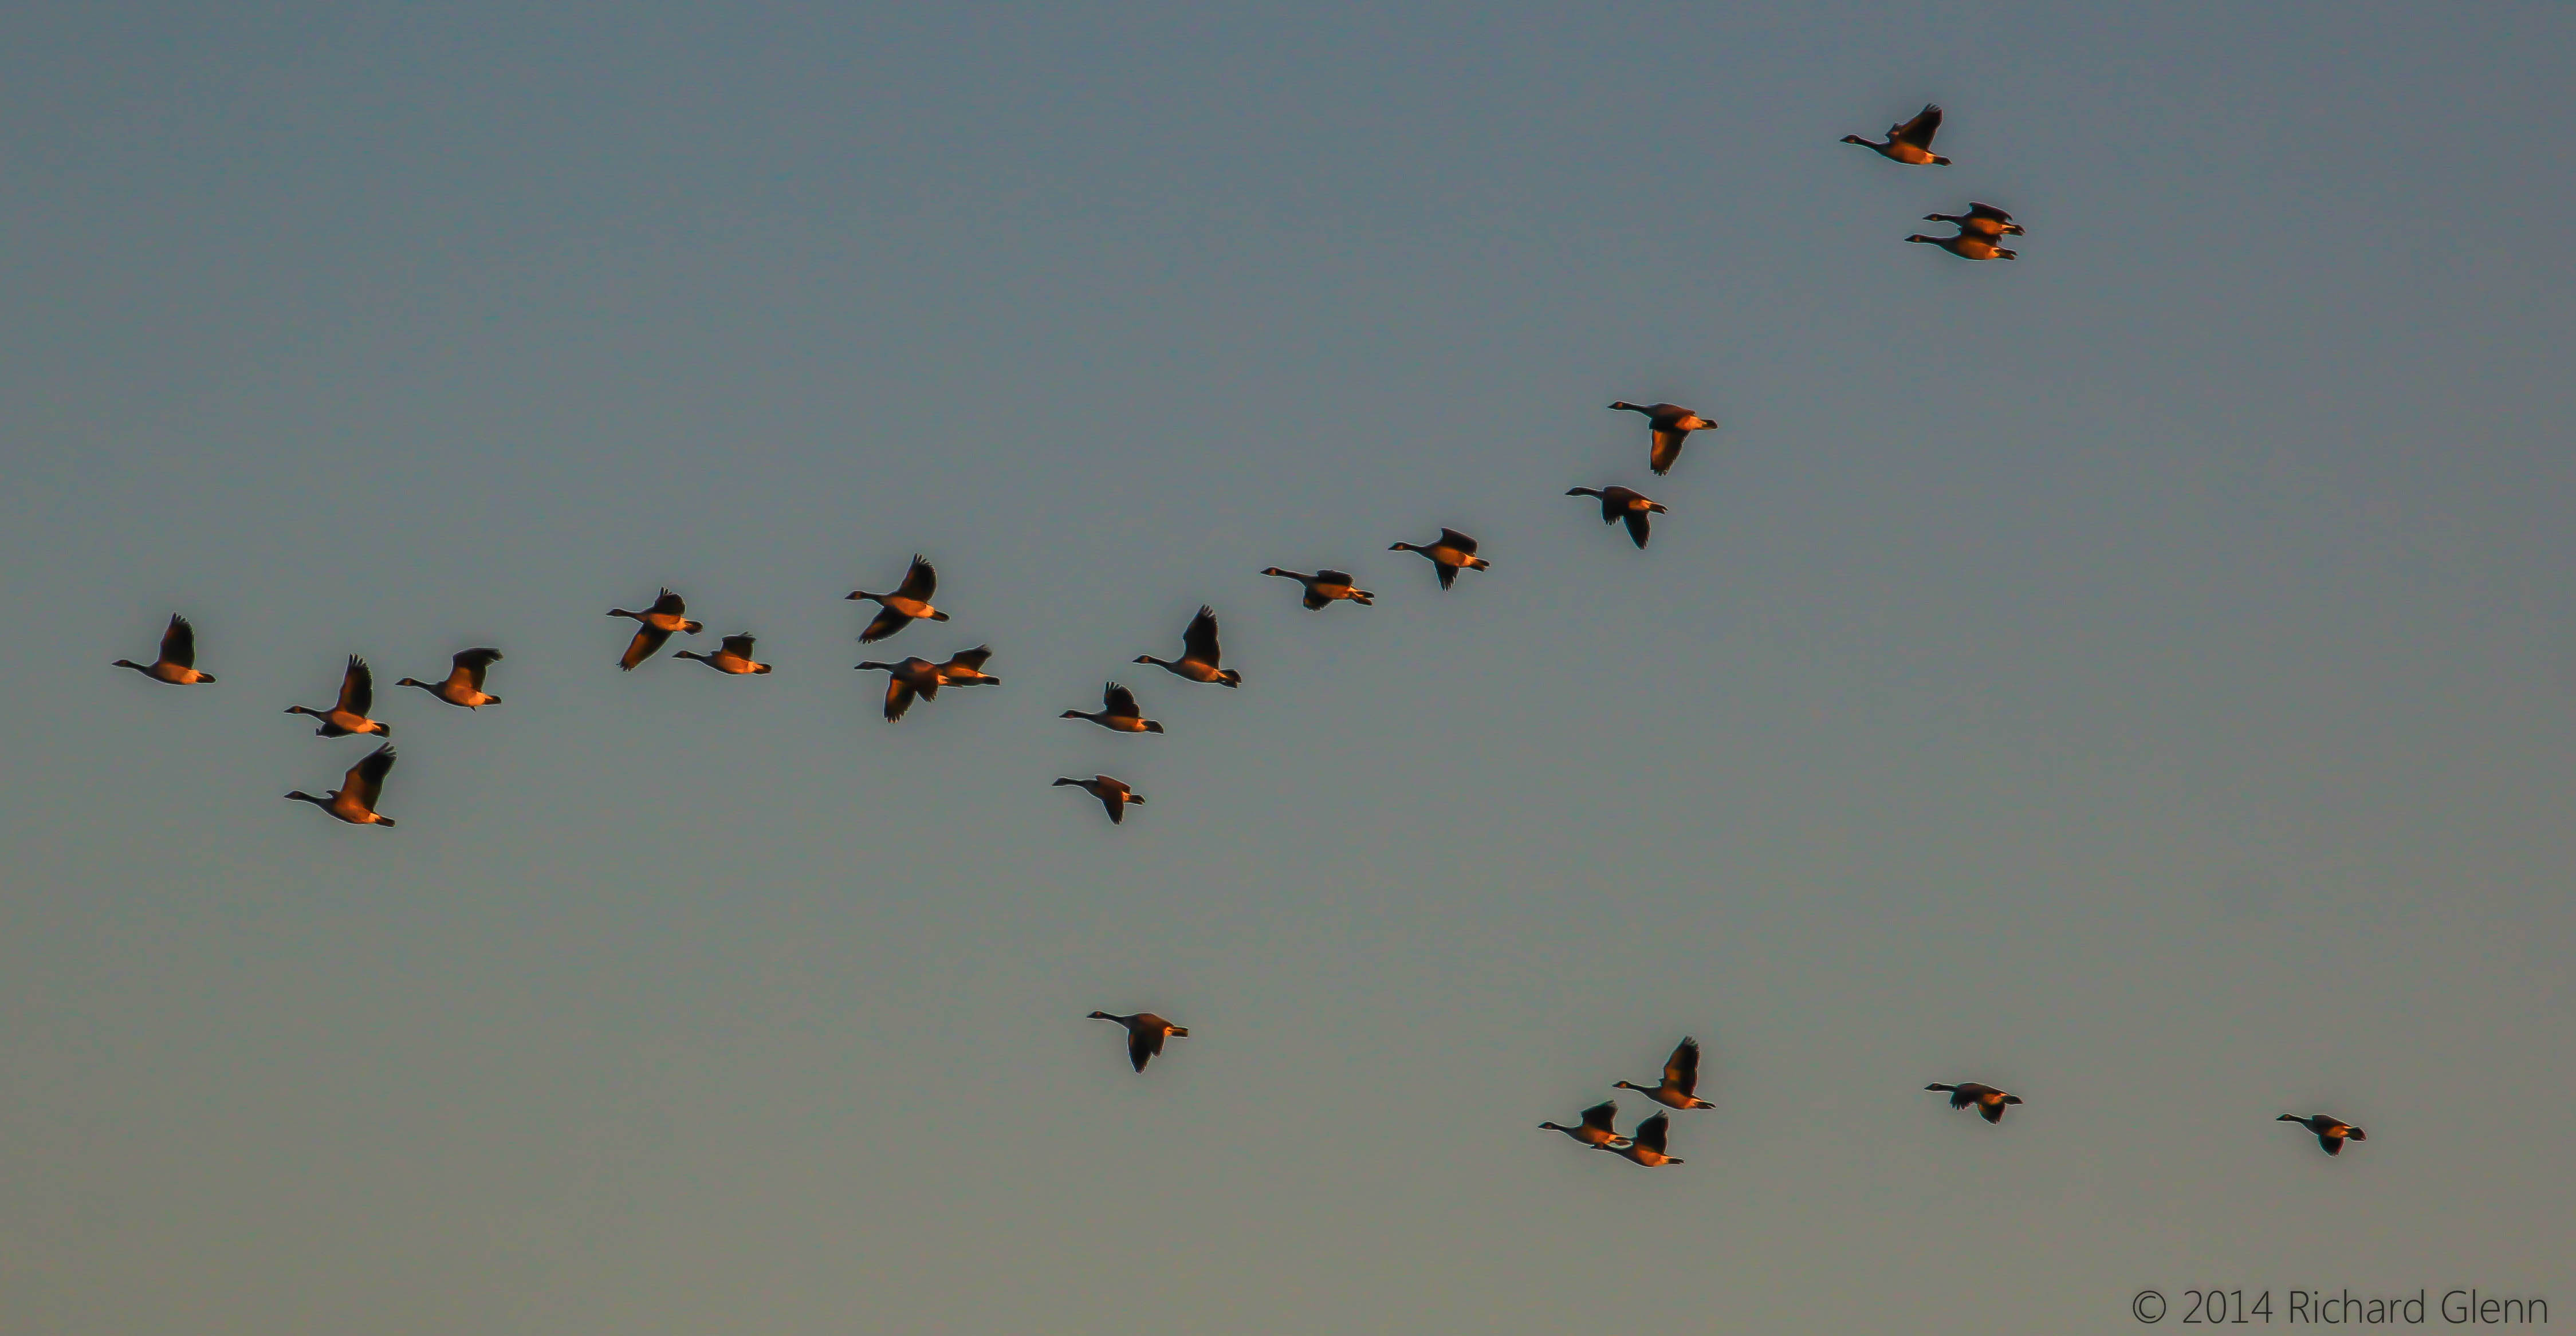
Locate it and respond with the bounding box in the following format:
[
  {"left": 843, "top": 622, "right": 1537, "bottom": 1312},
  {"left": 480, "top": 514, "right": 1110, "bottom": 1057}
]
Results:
[
  {"left": 897, "top": 555, "right": 937, "bottom": 602},
  {"left": 347, "top": 745, "right": 396, "bottom": 808},
  {"left": 1633, "top": 1113, "right": 1669, "bottom": 1154},
  {"left": 1622, "top": 509, "right": 1652, "bottom": 549},
  {"left": 162, "top": 614, "right": 198, "bottom": 668},
  {"left": 2321, "top": 1134, "right": 2342, "bottom": 1155},
  {"left": 720, "top": 634, "right": 758, "bottom": 658},
  {"left": 1104, "top": 682, "right": 1141, "bottom": 716},
  {"left": 859, "top": 605, "right": 912, "bottom": 644},
  {"left": 650, "top": 588, "right": 687, "bottom": 617},
  {"left": 1666, "top": 1038, "right": 1701, "bottom": 1095},
  {"left": 1896, "top": 103, "right": 1943, "bottom": 148},
  {"left": 883, "top": 674, "right": 918, "bottom": 721},
  {"left": 1650, "top": 429, "right": 1685, "bottom": 475},
  {"left": 622, "top": 625, "right": 671, "bottom": 670},
  {"left": 1580, "top": 1100, "right": 1621, "bottom": 1134},
  {"left": 1127, "top": 1027, "right": 1155, "bottom": 1070},
  {"left": 1303, "top": 586, "right": 1331, "bottom": 610},
  {"left": 1316, "top": 569, "right": 1352, "bottom": 584},
  {"left": 1182, "top": 606, "right": 1221, "bottom": 665},
  {"left": 452, "top": 648, "right": 502, "bottom": 688},
  {"left": 338, "top": 656, "right": 373, "bottom": 715},
  {"left": 945, "top": 645, "right": 993, "bottom": 671},
  {"left": 1979, "top": 1100, "right": 2005, "bottom": 1124},
  {"left": 1969, "top": 200, "right": 2013, "bottom": 223},
  {"left": 1435, "top": 561, "right": 1458, "bottom": 590},
  {"left": 1438, "top": 528, "right": 1479, "bottom": 556}
]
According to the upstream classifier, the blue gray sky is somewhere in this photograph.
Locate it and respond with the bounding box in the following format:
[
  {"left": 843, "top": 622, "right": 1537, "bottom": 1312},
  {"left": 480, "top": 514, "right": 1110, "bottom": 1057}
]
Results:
[{"left": 5, "top": 3, "right": 2572, "bottom": 1333}]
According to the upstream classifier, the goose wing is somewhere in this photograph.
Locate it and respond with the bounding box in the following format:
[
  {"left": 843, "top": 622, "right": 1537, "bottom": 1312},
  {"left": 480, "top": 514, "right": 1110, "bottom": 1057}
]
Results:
[
  {"left": 1434, "top": 561, "right": 1458, "bottom": 590},
  {"left": 1650, "top": 429, "right": 1685, "bottom": 475},
  {"left": 1969, "top": 200, "right": 2014, "bottom": 224},
  {"left": 347, "top": 745, "right": 395, "bottom": 809},
  {"left": 859, "top": 605, "right": 913, "bottom": 644},
  {"left": 1666, "top": 1038, "right": 1701, "bottom": 1096},
  {"left": 1622, "top": 508, "right": 1653, "bottom": 548},
  {"left": 1632, "top": 1112, "right": 1670, "bottom": 1154},
  {"left": 451, "top": 648, "right": 502, "bottom": 689},
  {"left": 337, "top": 656, "right": 373, "bottom": 715},
  {"left": 650, "top": 588, "right": 687, "bottom": 617},
  {"left": 162, "top": 614, "right": 198, "bottom": 668},
  {"left": 621, "top": 625, "right": 672, "bottom": 669},
  {"left": 1895, "top": 103, "right": 1943, "bottom": 148},
  {"left": 1437, "top": 528, "right": 1479, "bottom": 556},
  {"left": 945, "top": 644, "right": 993, "bottom": 671},
  {"left": 1579, "top": 1099, "right": 1621, "bottom": 1135},
  {"left": 1315, "top": 569, "right": 1353, "bottom": 585},
  {"left": 883, "top": 673, "right": 919, "bottom": 721},
  {"left": 896, "top": 555, "right": 937, "bottom": 602},
  {"left": 1127, "top": 1026, "right": 1158, "bottom": 1071},
  {"left": 1182, "top": 606, "right": 1222, "bottom": 665},
  {"left": 1103, "top": 682, "right": 1141, "bottom": 716},
  {"left": 719, "top": 634, "right": 758, "bottom": 659}
]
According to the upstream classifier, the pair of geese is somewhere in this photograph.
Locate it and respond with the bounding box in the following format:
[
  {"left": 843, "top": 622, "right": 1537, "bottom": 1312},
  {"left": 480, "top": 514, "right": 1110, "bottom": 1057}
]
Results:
[
  {"left": 1841, "top": 103, "right": 2028, "bottom": 261},
  {"left": 611, "top": 558, "right": 966, "bottom": 674}
]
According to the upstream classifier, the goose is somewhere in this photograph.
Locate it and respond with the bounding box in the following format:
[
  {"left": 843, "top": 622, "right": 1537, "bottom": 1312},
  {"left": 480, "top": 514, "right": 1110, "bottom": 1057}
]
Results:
[
  {"left": 1922, "top": 201, "right": 2023, "bottom": 237},
  {"left": 607, "top": 588, "right": 703, "bottom": 670},
  {"left": 676, "top": 634, "right": 773, "bottom": 675},
  {"left": 1606, "top": 401, "right": 1718, "bottom": 475},
  {"left": 1261, "top": 566, "right": 1375, "bottom": 610},
  {"left": 847, "top": 555, "right": 947, "bottom": 643},
  {"left": 1925, "top": 1082, "right": 2024, "bottom": 1124},
  {"left": 1061, "top": 681, "right": 1163, "bottom": 733},
  {"left": 113, "top": 613, "right": 215, "bottom": 684},
  {"left": 1842, "top": 103, "right": 1950, "bottom": 165},
  {"left": 933, "top": 645, "right": 1000, "bottom": 687},
  {"left": 854, "top": 656, "right": 943, "bottom": 721},
  {"left": 1136, "top": 606, "right": 1241, "bottom": 687},
  {"left": 1389, "top": 528, "right": 1490, "bottom": 590},
  {"left": 2278, "top": 1113, "right": 2367, "bottom": 1156},
  {"left": 1906, "top": 231, "right": 2017, "bottom": 261},
  {"left": 285, "top": 656, "right": 392, "bottom": 737},
  {"left": 1087, "top": 1011, "right": 1189, "bottom": 1071},
  {"left": 1566, "top": 486, "right": 1668, "bottom": 549},
  {"left": 397, "top": 648, "right": 502, "bottom": 708},
  {"left": 1055, "top": 775, "right": 1146, "bottom": 824},
  {"left": 1540, "top": 1099, "right": 1633, "bottom": 1149},
  {"left": 285, "top": 744, "right": 398, "bottom": 827},
  {"left": 1599, "top": 1112, "right": 1684, "bottom": 1167},
  {"left": 1614, "top": 1037, "right": 1717, "bottom": 1110}
]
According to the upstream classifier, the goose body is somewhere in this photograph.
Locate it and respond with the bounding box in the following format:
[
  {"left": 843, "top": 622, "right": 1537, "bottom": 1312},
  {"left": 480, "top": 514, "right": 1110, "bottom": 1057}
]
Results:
[
  {"left": 934, "top": 645, "right": 1000, "bottom": 687},
  {"left": 1136, "top": 605, "right": 1241, "bottom": 686},
  {"left": 397, "top": 648, "right": 502, "bottom": 708},
  {"left": 1261, "top": 566, "right": 1375, "bottom": 610},
  {"left": 1087, "top": 1010, "right": 1189, "bottom": 1071},
  {"left": 1540, "top": 1099, "right": 1633, "bottom": 1150},
  {"left": 1055, "top": 775, "right": 1146, "bottom": 823},
  {"left": 1922, "top": 201, "right": 2023, "bottom": 237},
  {"left": 1606, "top": 401, "right": 1718, "bottom": 475},
  {"left": 113, "top": 613, "right": 215, "bottom": 684},
  {"left": 285, "top": 744, "right": 398, "bottom": 826},
  {"left": 2279, "top": 1113, "right": 2367, "bottom": 1156},
  {"left": 1598, "top": 1112, "right": 1684, "bottom": 1167},
  {"left": 1906, "top": 231, "right": 2017, "bottom": 261},
  {"left": 677, "top": 634, "right": 773, "bottom": 675},
  {"left": 285, "top": 656, "right": 392, "bottom": 737},
  {"left": 1566, "top": 486, "right": 1668, "bottom": 549},
  {"left": 854, "top": 656, "right": 943, "bottom": 720},
  {"left": 1061, "top": 681, "right": 1163, "bottom": 733},
  {"left": 1925, "top": 1081, "right": 2024, "bottom": 1124},
  {"left": 608, "top": 588, "right": 703, "bottom": 669},
  {"left": 847, "top": 555, "right": 947, "bottom": 643},
  {"left": 1390, "top": 528, "right": 1490, "bottom": 590},
  {"left": 1842, "top": 103, "right": 1950, "bottom": 165},
  {"left": 1615, "top": 1037, "right": 1716, "bottom": 1110}
]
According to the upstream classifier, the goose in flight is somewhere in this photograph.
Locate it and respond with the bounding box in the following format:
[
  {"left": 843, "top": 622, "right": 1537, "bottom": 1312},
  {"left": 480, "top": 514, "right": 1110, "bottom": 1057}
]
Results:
[
  {"left": 113, "top": 614, "right": 215, "bottom": 685},
  {"left": 285, "top": 656, "right": 392, "bottom": 738},
  {"left": 397, "top": 648, "right": 502, "bottom": 708},
  {"left": 1061, "top": 682, "right": 1163, "bottom": 733},
  {"left": 1598, "top": 1112, "right": 1684, "bottom": 1167},
  {"left": 933, "top": 645, "right": 1000, "bottom": 687},
  {"left": 1922, "top": 201, "right": 2023, "bottom": 237},
  {"left": 1842, "top": 103, "right": 1950, "bottom": 165},
  {"left": 1614, "top": 1037, "right": 1717, "bottom": 1110},
  {"left": 1261, "top": 567, "right": 1374, "bottom": 610},
  {"left": 1390, "top": 528, "right": 1490, "bottom": 590},
  {"left": 1906, "top": 230, "right": 2017, "bottom": 261},
  {"left": 847, "top": 555, "right": 947, "bottom": 643},
  {"left": 854, "top": 656, "right": 943, "bottom": 720},
  {"left": 677, "top": 634, "right": 773, "bottom": 675},
  {"left": 1925, "top": 1082, "right": 2024, "bottom": 1124},
  {"left": 1136, "top": 606, "right": 1241, "bottom": 687},
  {"left": 1540, "top": 1099, "right": 1633, "bottom": 1149},
  {"left": 608, "top": 588, "right": 703, "bottom": 670},
  {"left": 1087, "top": 1011, "right": 1189, "bottom": 1071},
  {"left": 1055, "top": 775, "right": 1146, "bottom": 823},
  {"left": 285, "top": 744, "right": 398, "bottom": 827},
  {"left": 2278, "top": 1113, "right": 2367, "bottom": 1156},
  {"left": 1606, "top": 401, "right": 1718, "bottom": 476},
  {"left": 1566, "top": 486, "right": 1668, "bottom": 549}
]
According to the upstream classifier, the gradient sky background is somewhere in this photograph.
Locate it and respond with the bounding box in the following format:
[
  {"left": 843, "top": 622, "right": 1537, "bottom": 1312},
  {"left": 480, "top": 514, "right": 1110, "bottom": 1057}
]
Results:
[{"left": 5, "top": 3, "right": 2573, "bottom": 1333}]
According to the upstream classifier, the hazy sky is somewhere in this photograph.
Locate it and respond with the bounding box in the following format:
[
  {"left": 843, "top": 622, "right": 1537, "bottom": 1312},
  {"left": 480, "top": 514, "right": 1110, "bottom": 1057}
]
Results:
[{"left": 5, "top": 3, "right": 2573, "bottom": 1333}]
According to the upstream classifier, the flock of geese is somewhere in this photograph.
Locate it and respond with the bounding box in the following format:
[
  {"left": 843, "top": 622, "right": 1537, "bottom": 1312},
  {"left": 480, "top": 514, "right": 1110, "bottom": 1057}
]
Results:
[{"left": 108, "top": 103, "right": 2370, "bottom": 1171}]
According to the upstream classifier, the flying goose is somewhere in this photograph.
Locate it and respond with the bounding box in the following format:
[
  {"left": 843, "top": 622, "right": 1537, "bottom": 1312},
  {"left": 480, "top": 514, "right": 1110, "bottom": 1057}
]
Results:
[
  {"left": 2278, "top": 1113, "right": 2367, "bottom": 1156},
  {"left": 676, "top": 634, "right": 773, "bottom": 675},
  {"left": 285, "top": 744, "right": 398, "bottom": 827},
  {"left": 933, "top": 645, "right": 1000, "bottom": 687},
  {"left": 1923, "top": 201, "right": 2023, "bottom": 237},
  {"left": 847, "top": 555, "right": 947, "bottom": 643},
  {"left": 1261, "top": 567, "right": 1375, "bottom": 610},
  {"left": 1087, "top": 1011, "right": 1189, "bottom": 1071},
  {"left": 1906, "top": 231, "right": 2017, "bottom": 261},
  {"left": 396, "top": 648, "right": 502, "bottom": 708},
  {"left": 285, "top": 656, "right": 392, "bottom": 738},
  {"left": 1606, "top": 401, "right": 1718, "bottom": 475},
  {"left": 1540, "top": 1099, "right": 1633, "bottom": 1149},
  {"left": 1061, "top": 682, "right": 1163, "bottom": 733},
  {"left": 1055, "top": 775, "right": 1146, "bottom": 823},
  {"left": 1599, "top": 1112, "right": 1684, "bottom": 1167},
  {"left": 1925, "top": 1082, "right": 2024, "bottom": 1124},
  {"left": 1614, "top": 1037, "right": 1717, "bottom": 1110},
  {"left": 1136, "top": 606, "right": 1241, "bottom": 687},
  {"left": 608, "top": 588, "right": 703, "bottom": 670},
  {"left": 1842, "top": 103, "right": 1950, "bottom": 165},
  {"left": 113, "top": 614, "right": 215, "bottom": 684},
  {"left": 854, "top": 656, "right": 943, "bottom": 721},
  {"left": 1566, "top": 486, "right": 1668, "bottom": 549},
  {"left": 1390, "top": 528, "right": 1490, "bottom": 590}
]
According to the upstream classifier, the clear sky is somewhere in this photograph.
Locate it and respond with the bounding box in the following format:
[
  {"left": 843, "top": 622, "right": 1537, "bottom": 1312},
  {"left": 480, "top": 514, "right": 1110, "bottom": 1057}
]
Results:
[{"left": 5, "top": 3, "right": 2572, "bottom": 1333}]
